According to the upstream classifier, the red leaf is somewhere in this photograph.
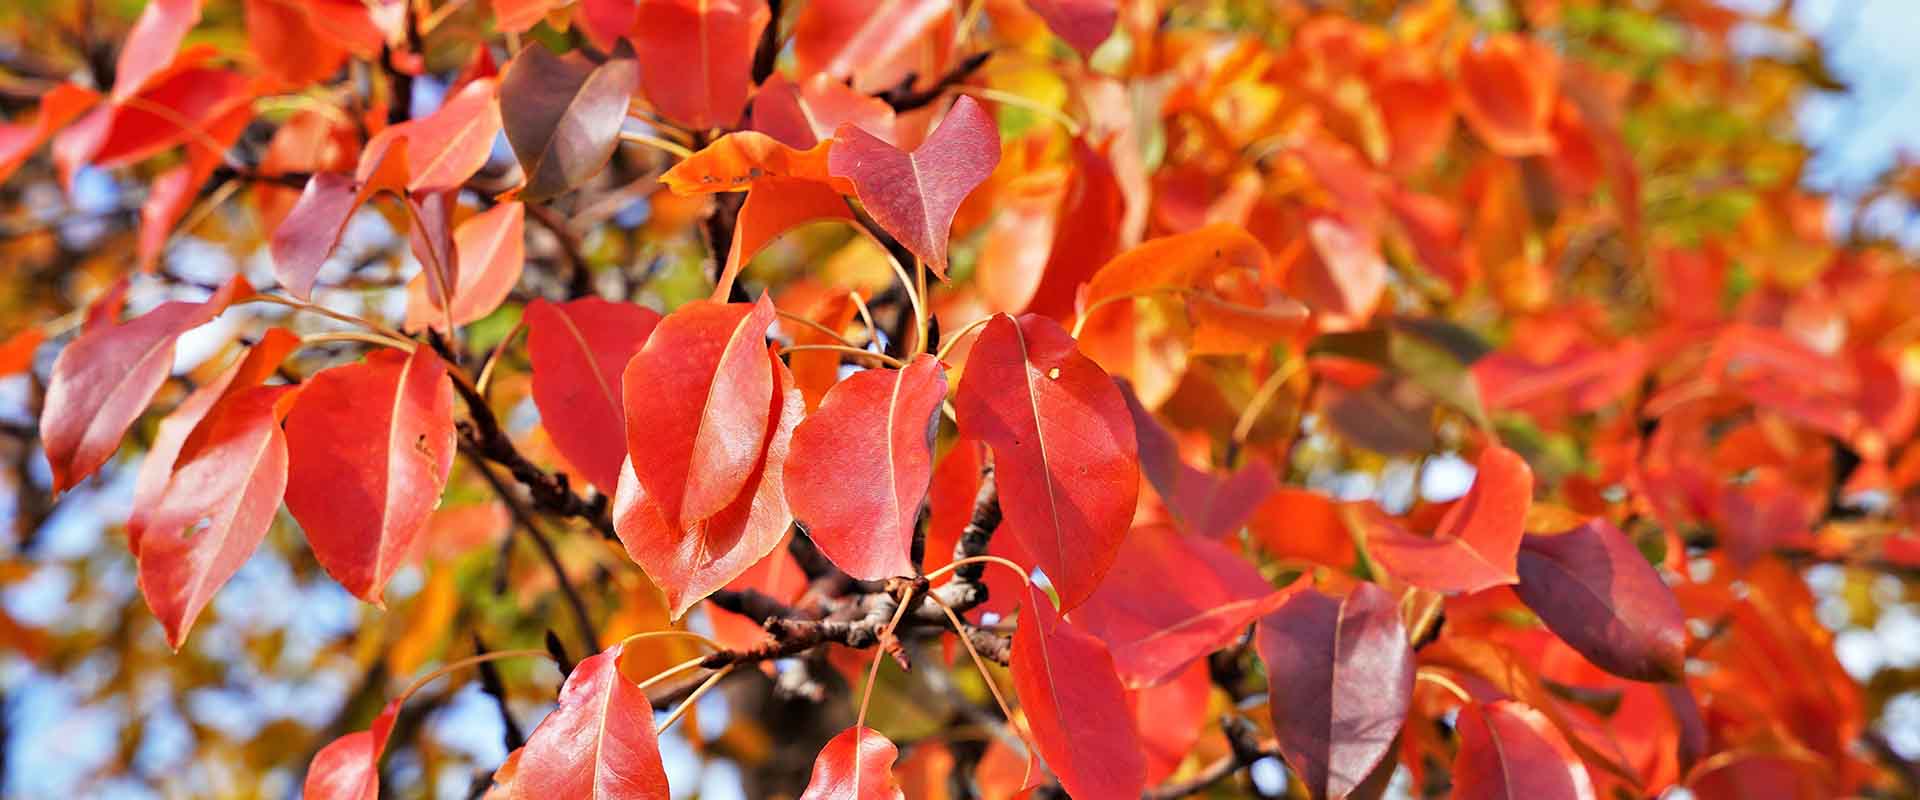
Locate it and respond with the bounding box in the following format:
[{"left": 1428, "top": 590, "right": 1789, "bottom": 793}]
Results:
[
  {"left": 923, "top": 438, "right": 984, "bottom": 584},
  {"left": 137, "top": 384, "right": 298, "bottom": 648},
  {"left": 800, "top": 726, "right": 906, "bottom": 800},
  {"left": 709, "top": 532, "right": 807, "bottom": 651},
  {"left": 525, "top": 297, "right": 662, "bottom": 495},
  {"left": 130, "top": 328, "right": 301, "bottom": 555},
  {"left": 362, "top": 77, "right": 502, "bottom": 194},
  {"left": 1255, "top": 583, "right": 1414, "bottom": 800},
  {"left": 1024, "top": 0, "right": 1116, "bottom": 59},
  {"left": 1130, "top": 660, "right": 1212, "bottom": 786},
  {"left": 1247, "top": 487, "right": 1359, "bottom": 570},
  {"left": 55, "top": 58, "right": 252, "bottom": 187},
  {"left": 1073, "top": 524, "right": 1298, "bottom": 688},
  {"left": 284, "top": 347, "right": 457, "bottom": 604},
  {"left": 1453, "top": 34, "right": 1560, "bottom": 157},
  {"left": 715, "top": 178, "right": 855, "bottom": 302},
  {"left": 270, "top": 139, "right": 408, "bottom": 299},
  {"left": 828, "top": 95, "right": 1001, "bottom": 278},
  {"left": 633, "top": 0, "right": 769, "bottom": 129},
  {"left": 1124, "top": 383, "right": 1276, "bottom": 538},
  {"left": 614, "top": 347, "right": 800, "bottom": 618},
  {"left": 405, "top": 201, "right": 527, "bottom": 332},
  {"left": 114, "top": 0, "right": 203, "bottom": 100},
  {"left": 751, "top": 72, "right": 898, "bottom": 150},
  {"left": 500, "top": 43, "right": 639, "bottom": 201},
  {"left": 954, "top": 314, "right": 1138, "bottom": 611},
  {"left": 1367, "top": 444, "right": 1532, "bottom": 594},
  {"left": 137, "top": 103, "right": 251, "bottom": 271},
  {"left": 0, "top": 83, "right": 100, "bottom": 185},
  {"left": 786, "top": 354, "right": 947, "bottom": 581},
  {"left": 1010, "top": 582, "right": 1147, "bottom": 799},
  {"left": 493, "top": 0, "right": 555, "bottom": 33},
  {"left": 40, "top": 277, "right": 250, "bottom": 493},
  {"left": 792, "top": 0, "right": 951, "bottom": 92},
  {"left": 0, "top": 328, "right": 44, "bottom": 378},
  {"left": 513, "top": 643, "right": 673, "bottom": 798},
  {"left": 623, "top": 296, "right": 777, "bottom": 528},
  {"left": 1514, "top": 519, "right": 1687, "bottom": 682},
  {"left": 304, "top": 700, "right": 400, "bottom": 800},
  {"left": 246, "top": 0, "right": 350, "bottom": 88},
  {"left": 577, "top": 0, "right": 636, "bottom": 50},
  {"left": 1296, "top": 216, "right": 1386, "bottom": 331},
  {"left": 1453, "top": 700, "right": 1597, "bottom": 800}
]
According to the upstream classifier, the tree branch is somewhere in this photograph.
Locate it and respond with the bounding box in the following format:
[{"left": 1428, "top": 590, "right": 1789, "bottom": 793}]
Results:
[{"left": 465, "top": 449, "right": 603, "bottom": 654}]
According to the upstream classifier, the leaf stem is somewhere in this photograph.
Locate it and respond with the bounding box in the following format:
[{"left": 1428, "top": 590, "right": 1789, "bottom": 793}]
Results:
[
  {"left": 1068, "top": 286, "right": 1190, "bottom": 339},
  {"left": 618, "top": 129, "right": 695, "bottom": 160},
  {"left": 659, "top": 665, "right": 733, "bottom": 732},
  {"left": 924, "top": 555, "right": 1030, "bottom": 587},
  {"left": 297, "top": 330, "right": 417, "bottom": 351},
  {"left": 933, "top": 315, "right": 992, "bottom": 363},
  {"left": 1231, "top": 355, "right": 1304, "bottom": 444},
  {"left": 778, "top": 343, "right": 905, "bottom": 369},
  {"left": 855, "top": 590, "right": 917, "bottom": 730},
  {"left": 964, "top": 87, "right": 1083, "bottom": 137},
  {"left": 250, "top": 294, "right": 411, "bottom": 342},
  {"left": 776, "top": 309, "right": 860, "bottom": 348}
]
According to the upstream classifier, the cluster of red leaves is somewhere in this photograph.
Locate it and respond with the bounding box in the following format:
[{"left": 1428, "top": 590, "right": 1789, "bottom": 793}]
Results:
[{"left": 2, "top": 0, "right": 1914, "bottom": 798}]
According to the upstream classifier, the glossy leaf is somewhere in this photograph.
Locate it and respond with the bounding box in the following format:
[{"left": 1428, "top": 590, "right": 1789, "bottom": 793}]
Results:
[
  {"left": 828, "top": 95, "right": 1001, "bottom": 278},
  {"left": 404, "top": 201, "right": 527, "bottom": 332},
  {"left": 1256, "top": 583, "right": 1414, "bottom": 800},
  {"left": 785, "top": 354, "right": 947, "bottom": 581},
  {"left": 40, "top": 276, "right": 249, "bottom": 493},
  {"left": 500, "top": 43, "right": 640, "bottom": 201},
  {"left": 1367, "top": 444, "right": 1533, "bottom": 594},
  {"left": 305, "top": 700, "right": 400, "bottom": 800},
  {"left": 621, "top": 296, "right": 777, "bottom": 528},
  {"left": 526, "top": 298, "right": 662, "bottom": 495},
  {"left": 1453, "top": 700, "right": 1597, "bottom": 800},
  {"left": 1010, "top": 582, "right": 1147, "bottom": 800},
  {"left": 800, "top": 726, "right": 906, "bottom": 800},
  {"left": 1515, "top": 519, "right": 1687, "bottom": 682},
  {"left": 284, "top": 347, "right": 457, "bottom": 604},
  {"left": 633, "top": 0, "right": 768, "bottom": 129},
  {"left": 271, "top": 138, "right": 408, "bottom": 299},
  {"left": 511, "top": 643, "right": 672, "bottom": 799},
  {"left": 614, "top": 348, "right": 800, "bottom": 618},
  {"left": 1072, "top": 524, "right": 1298, "bottom": 688},
  {"left": 954, "top": 313, "right": 1138, "bottom": 612},
  {"left": 136, "top": 384, "right": 296, "bottom": 648}
]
